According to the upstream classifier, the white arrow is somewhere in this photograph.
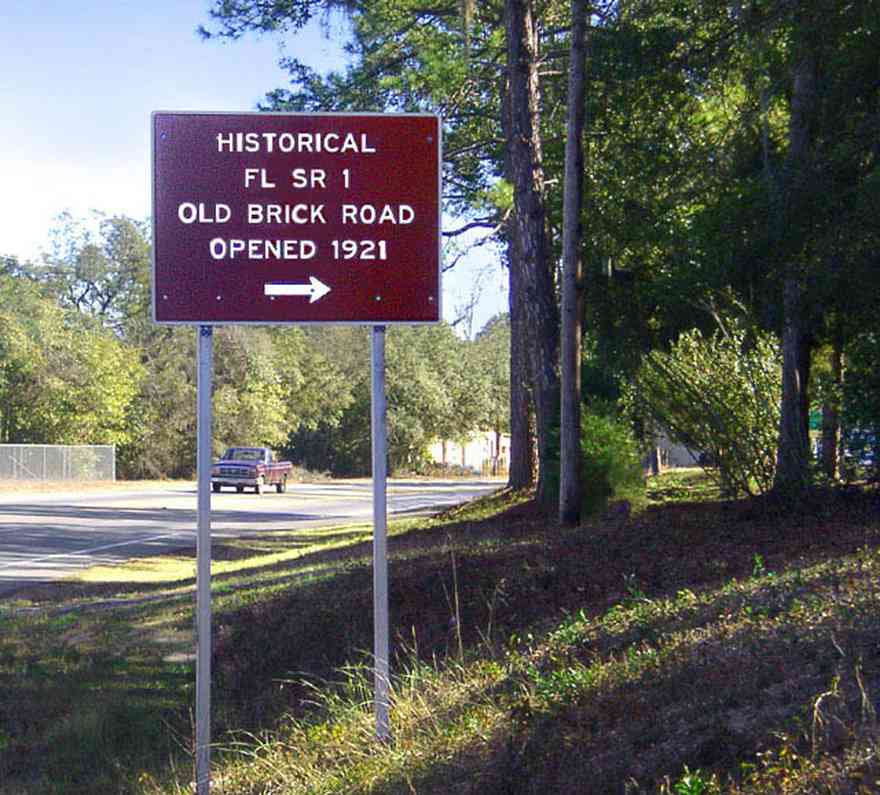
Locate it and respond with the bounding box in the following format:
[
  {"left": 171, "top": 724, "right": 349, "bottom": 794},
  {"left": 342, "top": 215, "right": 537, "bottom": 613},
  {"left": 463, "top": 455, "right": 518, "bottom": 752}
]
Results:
[{"left": 264, "top": 277, "right": 332, "bottom": 303}]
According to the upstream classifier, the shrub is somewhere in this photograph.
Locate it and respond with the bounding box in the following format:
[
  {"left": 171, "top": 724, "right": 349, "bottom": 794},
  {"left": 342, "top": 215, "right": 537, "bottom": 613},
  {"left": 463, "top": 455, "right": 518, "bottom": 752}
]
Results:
[
  {"left": 627, "top": 324, "right": 781, "bottom": 496},
  {"left": 579, "top": 407, "right": 646, "bottom": 515},
  {"left": 544, "top": 401, "right": 645, "bottom": 516}
]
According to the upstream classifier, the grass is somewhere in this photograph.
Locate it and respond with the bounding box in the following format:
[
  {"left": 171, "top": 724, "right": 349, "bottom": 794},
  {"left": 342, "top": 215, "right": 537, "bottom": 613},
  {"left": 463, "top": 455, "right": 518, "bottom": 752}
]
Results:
[
  {"left": 1, "top": 470, "right": 879, "bottom": 793},
  {"left": 645, "top": 467, "right": 723, "bottom": 504},
  {"left": 0, "top": 489, "right": 529, "bottom": 793}
]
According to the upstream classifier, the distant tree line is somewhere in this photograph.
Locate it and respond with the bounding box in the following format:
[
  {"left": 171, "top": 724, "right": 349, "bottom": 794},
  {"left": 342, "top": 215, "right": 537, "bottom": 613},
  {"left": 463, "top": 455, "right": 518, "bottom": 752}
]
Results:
[{"left": 0, "top": 215, "right": 510, "bottom": 479}]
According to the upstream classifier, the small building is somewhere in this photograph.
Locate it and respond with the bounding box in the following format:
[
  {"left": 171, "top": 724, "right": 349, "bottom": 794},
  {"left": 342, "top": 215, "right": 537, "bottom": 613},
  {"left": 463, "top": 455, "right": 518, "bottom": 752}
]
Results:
[
  {"left": 428, "top": 431, "right": 510, "bottom": 476},
  {"left": 663, "top": 437, "right": 701, "bottom": 468},
  {"left": 642, "top": 433, "right": 701, "bottom": 474}
]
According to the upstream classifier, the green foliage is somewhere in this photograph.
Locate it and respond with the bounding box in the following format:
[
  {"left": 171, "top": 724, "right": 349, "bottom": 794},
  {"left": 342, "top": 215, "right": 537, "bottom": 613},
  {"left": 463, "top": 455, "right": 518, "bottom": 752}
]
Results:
[
  {"left": 284, "top": 322, "right": 503, "bottom": 477},
  {"left": 274, "top": 326, "right": 356, "bottom": 435},
  {"left": 0, "top": 274, "right": 142, "bottom": 447},
  {"left": 471, "top": 314, "right": 510, "bottom": 438},
  {"left": 8, "top": 0, "right": 880, "bottom": 492},
  {"left": 670, "top": 766, "right": 718, "bottom": 795},
  {"left": 39, "top": 212, "right": 152, "bottom": 337},
  {"left": 628, "top": 323, "right": 782, "bottom": 496},
  {"left": 51, "top": 323, "right": 143, "bottom": 446},
  {"left": 203, "top": 0, "right": 880, "bottom": 499},
  {"left": 213, "top": 326, "right": 293, "bottom": 451},
  {"left": 116, "top": 326, "right": 196, "bottom": 479},
  {"left": 751, "top": 553, "right": 767, "bottom": 579},
  {"left": 543, "top": 401, "right": 645, "bottom": 516},
  {"left": 579, "top": 407, "right": 646, "bottom": 516}
]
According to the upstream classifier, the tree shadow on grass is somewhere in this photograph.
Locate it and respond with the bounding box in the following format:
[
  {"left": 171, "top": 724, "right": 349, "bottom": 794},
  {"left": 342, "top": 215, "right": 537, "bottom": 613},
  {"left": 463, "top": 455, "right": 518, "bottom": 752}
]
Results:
[
  {"left": 1, "top": 488, "right": 878, "bottom": 793},
  {"left": 209, "top": 489, "right": 880, "bottom": 731}
]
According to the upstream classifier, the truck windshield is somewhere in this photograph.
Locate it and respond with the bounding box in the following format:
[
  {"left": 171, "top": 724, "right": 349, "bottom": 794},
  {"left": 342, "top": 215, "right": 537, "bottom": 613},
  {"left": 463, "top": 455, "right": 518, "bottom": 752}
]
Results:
[{"left": 224, "top": 449, "right": 263, "bottom": 461}]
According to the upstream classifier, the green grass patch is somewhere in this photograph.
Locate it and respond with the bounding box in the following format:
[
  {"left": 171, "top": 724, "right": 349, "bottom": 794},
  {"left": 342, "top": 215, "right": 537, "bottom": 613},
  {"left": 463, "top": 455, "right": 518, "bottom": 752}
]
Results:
[
  {"left": 0, "top": 488, "right": 521, "bottom": 793},
  {"left": 2, "top": 474, "right": 879, "bottom": 794},
  {"left": 138, "top": 530, "right": 880, "bottom": 795},
  {"left": 647, "top": 466, "right": 723, "bottom": 504}
]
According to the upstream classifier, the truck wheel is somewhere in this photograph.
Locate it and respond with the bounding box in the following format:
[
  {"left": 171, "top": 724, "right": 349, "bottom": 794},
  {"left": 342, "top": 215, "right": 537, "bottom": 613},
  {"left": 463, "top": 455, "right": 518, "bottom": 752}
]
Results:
[
  {"left": 255, "top": 477, "right": 264, "bottom": 495},
  {"left": 212, "top": 483, "right": 221, "bottom": 493},
  {"left": 276, "top": 477, "right": 287, "bottom": 494},
  {"left": 236, "top": 486, "right": 244, "bottom": 493}
]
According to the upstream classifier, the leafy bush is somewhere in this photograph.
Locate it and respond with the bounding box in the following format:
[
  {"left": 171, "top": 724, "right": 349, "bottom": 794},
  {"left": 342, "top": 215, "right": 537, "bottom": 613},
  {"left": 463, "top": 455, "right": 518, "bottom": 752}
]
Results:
[
  {"left": 579, "top": 407, "right": 646, "bottom": 515},
  {"left": 627, "top": 324, "right": 781, "bottom": 496},
  {"left": 544, "top": 402, "right": 645, "bottom": 516}
]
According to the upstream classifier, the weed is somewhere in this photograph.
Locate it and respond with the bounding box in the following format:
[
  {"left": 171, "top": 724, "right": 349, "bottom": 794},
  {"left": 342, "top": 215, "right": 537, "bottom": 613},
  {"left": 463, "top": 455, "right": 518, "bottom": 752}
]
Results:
[
  {"left": 623, "top": 572, "right": 648, "bottom": 604},
  {"left": 751, "top": 553, "right": 767, "bottom": 579},
  {"left": 670, "top": 766, "right": 718, "bottom": 795}
]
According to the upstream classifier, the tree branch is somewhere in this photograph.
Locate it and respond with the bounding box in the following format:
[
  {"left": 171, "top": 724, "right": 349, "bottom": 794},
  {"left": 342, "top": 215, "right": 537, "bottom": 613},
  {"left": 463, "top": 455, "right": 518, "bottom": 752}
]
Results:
[{"left": 442, "top": 218, "right": 499, "bottom": 238}]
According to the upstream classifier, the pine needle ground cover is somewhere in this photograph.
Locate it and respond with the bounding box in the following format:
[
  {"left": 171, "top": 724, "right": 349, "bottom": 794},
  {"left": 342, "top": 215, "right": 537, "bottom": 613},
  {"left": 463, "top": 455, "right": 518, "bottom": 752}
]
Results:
[{"left": 1, "top": 472, "right": 879, "bottom": 794}]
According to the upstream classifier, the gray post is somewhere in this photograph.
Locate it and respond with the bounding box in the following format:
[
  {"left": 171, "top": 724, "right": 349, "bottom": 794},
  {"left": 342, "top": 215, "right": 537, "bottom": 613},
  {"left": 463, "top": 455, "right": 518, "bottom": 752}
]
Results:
[
  {"left": 371, "top": 325, "right": 391, "bottom": 742},
  {"left": 196, "top": 325, "right": 213, "bottom": 793}
]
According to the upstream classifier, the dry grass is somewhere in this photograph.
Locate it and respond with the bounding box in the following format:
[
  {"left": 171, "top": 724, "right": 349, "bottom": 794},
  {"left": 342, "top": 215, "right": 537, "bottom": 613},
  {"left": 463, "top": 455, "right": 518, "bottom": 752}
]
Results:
[
  {"left": 3, "top": 475, "right": 880, "bottom": 794},
  {"left": 142, "top": 480, "right": 880, "bottom": 795}
]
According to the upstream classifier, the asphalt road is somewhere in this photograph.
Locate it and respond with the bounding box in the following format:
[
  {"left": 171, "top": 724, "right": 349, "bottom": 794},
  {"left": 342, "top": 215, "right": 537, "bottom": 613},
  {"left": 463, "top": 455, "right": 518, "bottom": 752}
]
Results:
[{"left": 0, "top": 479, "right": 501, "bottom": 595}]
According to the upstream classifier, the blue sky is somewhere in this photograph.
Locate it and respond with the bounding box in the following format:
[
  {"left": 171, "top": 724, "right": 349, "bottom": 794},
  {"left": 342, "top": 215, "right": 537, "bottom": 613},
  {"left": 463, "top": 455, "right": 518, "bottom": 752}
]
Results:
[
  {"left": 1, "top": 1, "right": 507, "bottom": 332},
  {"left": 1, "top": 0, "right": 341, "bottom": 256}
]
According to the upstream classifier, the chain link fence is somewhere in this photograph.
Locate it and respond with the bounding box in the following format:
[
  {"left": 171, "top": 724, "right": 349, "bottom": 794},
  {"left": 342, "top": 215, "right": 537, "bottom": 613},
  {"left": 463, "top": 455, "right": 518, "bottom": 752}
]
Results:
[{"left": 0, "top": 445, "right": 116, "bottom": 482}]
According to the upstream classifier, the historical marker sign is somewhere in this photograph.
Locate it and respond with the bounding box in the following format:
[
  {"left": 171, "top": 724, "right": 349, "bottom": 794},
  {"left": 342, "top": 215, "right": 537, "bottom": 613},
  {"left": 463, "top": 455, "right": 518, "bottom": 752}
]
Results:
[{"left": 152, "top": 111, "right": 441, "bottom": 324}]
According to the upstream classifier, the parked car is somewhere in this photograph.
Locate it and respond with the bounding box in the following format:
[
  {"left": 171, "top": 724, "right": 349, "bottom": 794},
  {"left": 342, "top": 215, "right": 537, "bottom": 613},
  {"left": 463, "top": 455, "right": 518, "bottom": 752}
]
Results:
[
  {"left": 816, "top": 430, "right": 878, "bottom": 471},
  {"left": 844, "top": 431, "right": 877, "bottom": 468},
  {"left": 210, "top": 447, "right": 293, "bottom": 494}
]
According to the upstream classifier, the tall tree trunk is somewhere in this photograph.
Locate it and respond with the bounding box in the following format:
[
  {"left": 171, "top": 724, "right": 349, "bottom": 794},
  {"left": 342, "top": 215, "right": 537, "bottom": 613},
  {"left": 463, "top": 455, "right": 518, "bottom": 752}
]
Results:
[
  {"left": 503, "top": 73, "right": 536, "bottom": 491},
  {"left": 649, "top": 445, "right": 662, "bottom": 477},
  {"left": 505, "top": 0, "right": 560, "bottom": 506},
  {"left": 776, "top": 276, "right": 813, "bottom": 493},
  {"left": 773, "top": 49, "right": 818, "bottom": 494},
  {"left": 508, "top": 285, "right": 535, "bottom": 488},
  {"left": 559, "top": 0, "right": 589, "bottom": 525}
]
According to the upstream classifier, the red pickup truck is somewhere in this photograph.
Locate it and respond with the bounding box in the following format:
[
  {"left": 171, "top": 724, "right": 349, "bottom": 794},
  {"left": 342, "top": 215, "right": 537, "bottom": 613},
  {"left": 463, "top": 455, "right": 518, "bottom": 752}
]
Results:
[{"left": 211, "top": 447, "right": 293, "bottom": 494}]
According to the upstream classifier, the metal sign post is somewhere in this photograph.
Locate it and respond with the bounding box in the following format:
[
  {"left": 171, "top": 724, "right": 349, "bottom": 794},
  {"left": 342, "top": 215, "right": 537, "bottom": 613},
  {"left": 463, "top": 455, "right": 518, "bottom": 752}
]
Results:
[
  {"left": 151, "top": 111, "right": 442, "bottom": 777},
  {"left": 196, "top": 325, "right": 213, "bottom": 793},
  {"left": 371, "top": 325, "right": 391, "bottom": 742}
]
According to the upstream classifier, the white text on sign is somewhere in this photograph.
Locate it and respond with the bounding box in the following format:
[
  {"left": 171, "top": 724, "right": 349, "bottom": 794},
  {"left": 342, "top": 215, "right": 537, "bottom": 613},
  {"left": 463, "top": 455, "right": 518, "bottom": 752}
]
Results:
[{"left": 175, "top": 129, "right": 423, "bottom": 267}]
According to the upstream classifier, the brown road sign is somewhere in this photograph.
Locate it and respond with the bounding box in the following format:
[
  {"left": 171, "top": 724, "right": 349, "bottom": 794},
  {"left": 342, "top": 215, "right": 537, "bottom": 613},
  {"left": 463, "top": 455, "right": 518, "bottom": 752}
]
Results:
[{"left": 152, "top": 111, "right": 441, "bottom": 324}]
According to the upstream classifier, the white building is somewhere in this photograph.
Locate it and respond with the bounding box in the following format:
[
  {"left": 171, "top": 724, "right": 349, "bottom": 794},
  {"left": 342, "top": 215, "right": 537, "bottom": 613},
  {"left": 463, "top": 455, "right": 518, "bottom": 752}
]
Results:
[{"left": 428, "top": 431, "right": 510, "bottom": 476}]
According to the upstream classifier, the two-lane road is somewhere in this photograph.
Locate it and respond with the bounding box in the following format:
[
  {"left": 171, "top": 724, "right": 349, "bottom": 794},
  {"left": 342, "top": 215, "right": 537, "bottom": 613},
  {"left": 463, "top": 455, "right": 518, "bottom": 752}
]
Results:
[{"left": 0, "top": 479, "right": 501, "bottom": 595}]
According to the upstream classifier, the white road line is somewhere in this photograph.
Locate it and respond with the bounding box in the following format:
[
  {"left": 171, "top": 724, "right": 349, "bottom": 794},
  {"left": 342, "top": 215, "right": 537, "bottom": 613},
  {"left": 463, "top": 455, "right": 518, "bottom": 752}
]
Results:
[{"left": 0, "top": 532, "right": 186, "bottom": 571}]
